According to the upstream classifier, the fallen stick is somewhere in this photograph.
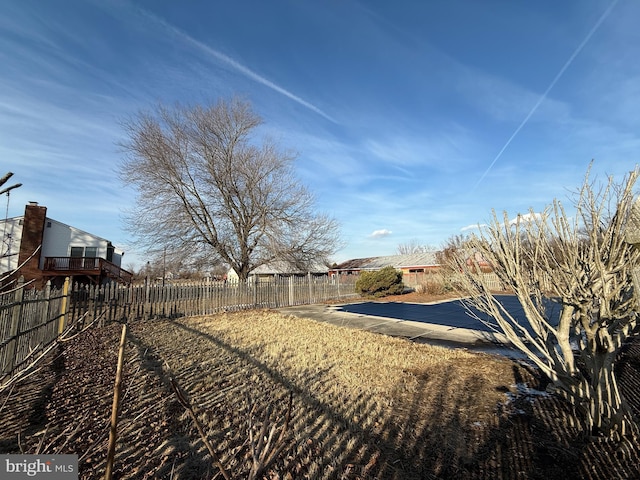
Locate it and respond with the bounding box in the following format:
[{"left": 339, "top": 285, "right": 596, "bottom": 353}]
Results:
[
  {"left": 248, "top": 392, "right": 293, "bottom": 480},
  {"left": 104, "top": 324, "right": 127, "bottom": 480}
]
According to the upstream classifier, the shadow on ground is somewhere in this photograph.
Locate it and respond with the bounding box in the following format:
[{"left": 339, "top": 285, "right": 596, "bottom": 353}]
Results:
[{"left": 1, "top": 317, "right": 639, "bottom": 479}]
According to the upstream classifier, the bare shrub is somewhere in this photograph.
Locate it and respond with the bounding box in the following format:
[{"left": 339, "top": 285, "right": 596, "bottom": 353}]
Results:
[
  {"left": 415, "top": 272, "right": 455, "bottom": 296},
  {"left": 449, "top": 165, "right": 640, "bottom": 445}
]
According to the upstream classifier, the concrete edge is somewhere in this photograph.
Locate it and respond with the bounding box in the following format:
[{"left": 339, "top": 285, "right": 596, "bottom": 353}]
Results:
[{"left": 322, "top": 303, "right": 511, "bottom": 345}]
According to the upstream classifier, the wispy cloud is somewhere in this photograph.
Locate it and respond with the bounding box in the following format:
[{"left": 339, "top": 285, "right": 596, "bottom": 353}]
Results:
[
  {"left": 460, "top": 224, "right": 484, "bottom": 232},
  {"left": 364, "top": 132, "right": 474, "bottom": 172},
  {"left": 460, "top": 212, "right": 543, "bottom": 233},
  {"left": 457, "top": 71, "right": 570, "bottom": 125}
]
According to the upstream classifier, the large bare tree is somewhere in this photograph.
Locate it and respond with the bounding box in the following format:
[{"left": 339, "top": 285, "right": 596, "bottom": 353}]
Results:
[
  {"left": 119, "top": 98, "right": 340, "bottom": 281},
  {"left": 449, "top": 167, "right": 640, "bottom": 447}
]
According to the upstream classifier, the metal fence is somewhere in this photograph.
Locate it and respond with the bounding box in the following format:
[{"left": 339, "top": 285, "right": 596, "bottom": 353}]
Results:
[{"left": 0, "top": 274, "right": 358, "bottom": 385}]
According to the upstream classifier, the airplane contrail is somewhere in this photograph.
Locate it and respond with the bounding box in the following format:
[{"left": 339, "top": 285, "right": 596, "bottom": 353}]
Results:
[
  {"left": 134, "top": 6, "right": 336, "bottom": 123},
  {"left": 472, "top": 0, "right": 619, "bottom": 191}
]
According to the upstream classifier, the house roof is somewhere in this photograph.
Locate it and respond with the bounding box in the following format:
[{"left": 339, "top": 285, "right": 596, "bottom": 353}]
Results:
[
  {"left": 251, "top": 260, "right": 328, "bottom": 275},
  {"left": 333, "top": 252, "right": 439, "bottom": 271},
  {"left": 226, "top": 260, "right": 329, "bottom": 277}
]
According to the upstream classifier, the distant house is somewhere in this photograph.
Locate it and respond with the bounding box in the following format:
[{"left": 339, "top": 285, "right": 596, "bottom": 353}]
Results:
[
  {"left": 226, "top": 259, "right": 329, "bottom": 282},
  {"left": 0, "top": 202, "right": 132, "bottom": 289},
  {"left": 464, "top": 250, "right": 493, "bottom": 272},
  {"left": 329, "top": 252, "right": 440, "bottom": 285}
]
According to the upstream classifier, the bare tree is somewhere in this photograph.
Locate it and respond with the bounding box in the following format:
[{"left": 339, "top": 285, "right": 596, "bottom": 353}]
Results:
[
  {"left": 436, "top": 234, "right": 476, "bottom": 269},
  {"left": 119, "top": 98, "right": 340, "bottom": 281},
  {"left": 449, "top": 166, "right": 640, "bottom": 445},
  {"left": 396, "top": 239, "right": 434, "bottom": 255}
]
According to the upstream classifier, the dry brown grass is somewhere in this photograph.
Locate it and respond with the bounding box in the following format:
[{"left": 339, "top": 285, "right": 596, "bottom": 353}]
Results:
[
  {"left": 3, "top": 308, "right": 638, "bottom": 478},
  {"left": 126, "top": 310, "right": 524, "bottom": 478},
  {"left": 186, "top": 311, "right": 513, "bottom": 423}
]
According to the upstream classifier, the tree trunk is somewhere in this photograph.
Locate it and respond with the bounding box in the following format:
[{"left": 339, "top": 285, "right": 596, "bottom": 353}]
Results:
[{"left": 557, "top": 348, "right": 637, "bottom": 441}]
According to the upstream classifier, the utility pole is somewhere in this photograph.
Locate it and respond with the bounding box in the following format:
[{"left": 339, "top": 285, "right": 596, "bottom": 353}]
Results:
[
  {"left": 1, "top": 172, "right": 22, "bottom": 268},
  {"left": 0, "top": 172, "right": 22, "bottom": 196}
]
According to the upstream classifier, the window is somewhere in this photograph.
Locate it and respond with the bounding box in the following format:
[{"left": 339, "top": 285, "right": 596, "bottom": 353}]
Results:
[{"left": 70, "top": 246, "right": 98, "bottom": 257}]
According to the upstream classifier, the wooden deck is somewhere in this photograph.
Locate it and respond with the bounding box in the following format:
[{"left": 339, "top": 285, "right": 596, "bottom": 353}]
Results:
[{"left": 42, "top": 256, "right": 133, "bottom": 284}]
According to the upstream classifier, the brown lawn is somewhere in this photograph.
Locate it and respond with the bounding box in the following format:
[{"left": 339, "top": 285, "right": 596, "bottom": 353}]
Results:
[{"left": 1, "top": 300, "right": 639, "bottom": 479}]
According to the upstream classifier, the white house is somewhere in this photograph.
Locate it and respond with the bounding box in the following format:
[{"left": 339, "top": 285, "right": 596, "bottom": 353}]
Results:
[{"left": 0, "top": 202, "right": 130, "bottom": 288}]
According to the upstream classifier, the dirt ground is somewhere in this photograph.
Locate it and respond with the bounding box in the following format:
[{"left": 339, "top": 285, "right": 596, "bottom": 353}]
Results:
[{"left": 1, "top": 304, "right": 640, "bottom": 479}]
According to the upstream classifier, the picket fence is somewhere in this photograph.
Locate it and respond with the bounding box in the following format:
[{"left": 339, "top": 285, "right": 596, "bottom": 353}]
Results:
[{"left": 0, "top": 275, "right": 358, "bottom": 385}]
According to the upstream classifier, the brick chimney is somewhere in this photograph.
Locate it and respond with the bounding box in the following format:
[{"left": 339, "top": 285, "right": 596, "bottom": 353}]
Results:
[{"left": 17, "top": 202, "right": 47, "bottom": 286}]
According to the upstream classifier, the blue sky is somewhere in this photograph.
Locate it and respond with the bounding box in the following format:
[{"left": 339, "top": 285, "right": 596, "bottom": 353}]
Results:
[{"left": 1, "top": 0, "right": 639, "bottom": 270}]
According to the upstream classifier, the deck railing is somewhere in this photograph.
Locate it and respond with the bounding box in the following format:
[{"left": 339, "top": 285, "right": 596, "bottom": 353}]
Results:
[{"left": 43, "top": 257, "right": 133, "bottom": 283}]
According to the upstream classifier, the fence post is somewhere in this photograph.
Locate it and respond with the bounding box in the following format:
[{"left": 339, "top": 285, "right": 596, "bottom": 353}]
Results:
[
  {"left": 288, "top": 276, "right": 294, "bottom": 306},
  {"left": 273, "top": 275, "right": 279, "bottom": 308},
  {"left": 253, "top": 279, "right": 258, "bottom": 308},
  {"left": 42, "top": 280, "right": 52, "bottom": 333},
  {"left": 202, "top": 278, "right": 208, "bottom": 316},
  {"left": 145, "top": 278, "right": 151, "bottom": 319},
  {"left": 58, "top": 276, "right": 70, "bottom": 334},
  {"left": 3, "top": 276, "right": 25, "bottom": 376}
]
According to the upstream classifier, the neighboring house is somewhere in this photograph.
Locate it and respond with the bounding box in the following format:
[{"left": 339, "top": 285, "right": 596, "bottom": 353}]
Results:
[
  {"left": 226, "top": 260, "right": 329, "bottom": 282},
  {"left": 463, "top": 250, "right": 493, "bottom": 272},
  {"left": 0, "top": 202, "right": 132, "bottom": 289},
  {"left": 329, "top": 252, "right": 441, "bottom": 286}
]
